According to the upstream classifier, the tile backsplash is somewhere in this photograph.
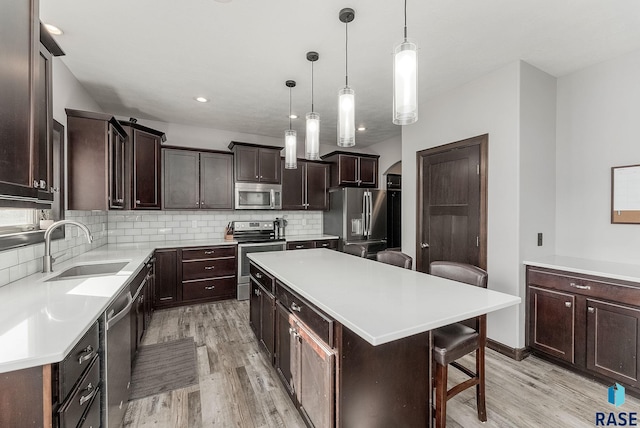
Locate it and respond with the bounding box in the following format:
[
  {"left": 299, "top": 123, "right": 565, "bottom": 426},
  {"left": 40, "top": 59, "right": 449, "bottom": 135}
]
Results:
[
  {"left": 107, "top": 210, "right": 323, "bottom": 244},
  {"left": 0, "top": 209, "right": 323, "bottom": 287},
  {"left": 0, "top": 211, "right": 108, "bottom": 287}
]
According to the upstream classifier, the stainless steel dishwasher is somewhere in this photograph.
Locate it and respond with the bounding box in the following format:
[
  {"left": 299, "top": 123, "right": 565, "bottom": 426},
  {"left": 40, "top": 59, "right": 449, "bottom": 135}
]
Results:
[{"left": 102, "top": 286, "right": 133, "bottom": 428}]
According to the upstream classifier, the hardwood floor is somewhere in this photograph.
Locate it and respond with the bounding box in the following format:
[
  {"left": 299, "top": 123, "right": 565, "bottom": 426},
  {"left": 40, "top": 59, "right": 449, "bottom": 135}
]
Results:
[{"left": 125, "top": 300, "right": 640, "bottom": 427}]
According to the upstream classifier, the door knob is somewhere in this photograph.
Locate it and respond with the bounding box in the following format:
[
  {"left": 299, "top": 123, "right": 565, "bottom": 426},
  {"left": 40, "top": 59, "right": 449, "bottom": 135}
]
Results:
[{"left": 421, "top": 243, "right": 429, "bottom": 249}]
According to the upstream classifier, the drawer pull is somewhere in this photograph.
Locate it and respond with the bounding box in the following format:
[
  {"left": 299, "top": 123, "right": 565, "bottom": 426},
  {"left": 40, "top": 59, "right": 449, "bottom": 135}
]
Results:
[
  {"left": 565, "top": 302, "right": 572, "bottom": 308},
  {"left": 291, "top": 302, "right": 302, "bottom": 312},
  {"left": 295, "top": 245, "right": 304, "bottom": 249},
  {"left": 204, "top": 250, "right": 215, "bottom": 255},
  {"left": 204, "top": 285, "right": 216, "bottom": 290},
  {"left": 588, "top": 307, "right": 595, "bottom": 313},
  {"left": 79, "top": 383, "right": 97, "bottom": 406},
  {"left": 570, "top": 282, "right": 591, "bottom": 290},
  {"left": 321, "top": 243, "right": 329, "bottom": 247},
  {"left": 159, "top": 297, "right": 173, "bottom": 301},
  {"left": 255, "top": 272, "right": 263, "bottom": 279},
  {"left": 78, "top": 346, "right": 96, "bottom": 364},
  {"left": 204, "top": 266, "right": 215, "bottom": 270}
]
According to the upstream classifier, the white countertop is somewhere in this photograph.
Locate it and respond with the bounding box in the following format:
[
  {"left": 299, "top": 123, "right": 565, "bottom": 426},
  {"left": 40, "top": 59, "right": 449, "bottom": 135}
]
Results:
[
  {"left": 524, "top": 255, "right": 640, "bottom": 283},
  {"left": 249, "top": 249, "right": 521, "bottom": 346},
  {"left": 0, "top": 240, "right": 236, "bottom": 374},
  {"left": 284, "top": 234, "right": 339, "bottom": 242}
]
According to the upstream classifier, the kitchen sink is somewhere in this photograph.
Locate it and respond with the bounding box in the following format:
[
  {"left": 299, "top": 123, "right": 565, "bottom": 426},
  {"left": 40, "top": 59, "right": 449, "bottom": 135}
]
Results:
[{"left": 46, "top": 261, "right": 129, "bottom": 281}]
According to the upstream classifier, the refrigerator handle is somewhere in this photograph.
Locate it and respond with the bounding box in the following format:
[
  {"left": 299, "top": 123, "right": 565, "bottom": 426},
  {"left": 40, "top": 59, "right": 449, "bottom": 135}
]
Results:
[
  {"left": 367, "top": 191, "right": 372, "bottom": 238},
  {"left": 362, "top": 192, "right": 367, "bottom": 237}
]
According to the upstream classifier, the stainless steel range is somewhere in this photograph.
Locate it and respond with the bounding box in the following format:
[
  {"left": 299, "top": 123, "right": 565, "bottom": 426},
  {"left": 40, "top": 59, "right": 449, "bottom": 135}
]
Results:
[{"left": 234, "top": 220, "right": 286, "bottom": 300}]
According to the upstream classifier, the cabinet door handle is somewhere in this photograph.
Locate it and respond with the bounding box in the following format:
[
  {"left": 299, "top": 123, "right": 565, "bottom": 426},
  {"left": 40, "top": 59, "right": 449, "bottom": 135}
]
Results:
[
  {"left": 588, "top": 307, "right": 595, "bottom": 313},
  {"left": 569, "top": 282, "right": 591, "bottom": 290},
  {"left": 135, "top": 200, "right": 141, "bottom": 204},
  {"left": 255, "top": 273, "right": 263, "bottom": 279},
  {"left": 204, "top": 285, "right": 216, "bottom": 290},
  {"left": 254, "top": 288, "right": 260, "bottom": 296},
  {"left": 565, "top": 302, "right": 572, "bottom": 308},
  {"left": 291, "top": 302, "right": 302, "bottom": 312},
  {"left": 204, "top": 266, "right": 215, "bottom": 270},
  {"left": 78, "top": 345, "right": 96, "bottom": 364},
  {"left": 79, "top": 383, "right": 98, "bottom": 406}
]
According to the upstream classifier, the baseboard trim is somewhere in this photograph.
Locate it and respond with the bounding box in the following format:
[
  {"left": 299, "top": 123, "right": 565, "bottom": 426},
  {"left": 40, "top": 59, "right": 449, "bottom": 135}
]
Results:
[{"left": 487, "top": 339, "right": 530, "bottom": 361}]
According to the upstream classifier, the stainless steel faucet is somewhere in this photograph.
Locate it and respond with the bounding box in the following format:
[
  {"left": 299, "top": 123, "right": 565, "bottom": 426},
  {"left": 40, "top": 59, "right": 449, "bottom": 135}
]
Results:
[{"left": 43, "top": 220, "right": 94, "bottom": 273}]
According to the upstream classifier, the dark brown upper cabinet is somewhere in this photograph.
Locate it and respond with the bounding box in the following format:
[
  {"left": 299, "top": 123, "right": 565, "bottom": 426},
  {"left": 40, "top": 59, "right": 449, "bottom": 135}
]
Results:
[
  {"left": 66, "top": 109, "right": 128, "bottom": 210},
  {"left": 0, "top": 7, "right": 64, "bottom": 207},
  {"left": 163, "top": 147, "right": 233, "bottom": 210},
  {"left": 228, "top": 141, "right": 282, "bottom": 184},
  {"left": 321, "top": 151, "right": 379, "bottom": 188},
  {"left": 281, "top": 159, "right": 329, "bottom": 210},
  {"left": 119, "top": 121, "right": 166, "bottom": 210}
]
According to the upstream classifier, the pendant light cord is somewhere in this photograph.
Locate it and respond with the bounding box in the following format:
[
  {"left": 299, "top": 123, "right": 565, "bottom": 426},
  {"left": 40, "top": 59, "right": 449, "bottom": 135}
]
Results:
[
  {"left": 345, "top": 21, "right": 349, "bottom": 87},
  {"left": 289, "top": 86, "right": 292, "bottom": 129},
  {"left": 311, "top": 61, "right": 315, "bottom": 112},
  {"left": 403, "top": 0, "right": 408, "bottom": 41}
]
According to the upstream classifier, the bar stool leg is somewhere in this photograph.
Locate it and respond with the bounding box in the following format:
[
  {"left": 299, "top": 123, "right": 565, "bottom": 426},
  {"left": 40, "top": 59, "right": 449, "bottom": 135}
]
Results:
[
  {"left": 476, "top": 314, "right": 487, "bottom": 422},
  {"left": 435, "top": 362, "right": 448, "bottom": 428}
]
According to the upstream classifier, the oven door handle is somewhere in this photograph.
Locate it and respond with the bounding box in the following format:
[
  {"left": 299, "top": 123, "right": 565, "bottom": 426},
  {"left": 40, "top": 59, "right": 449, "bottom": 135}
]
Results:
[{"left": 270, "top": 189, "right": 275, "bottom": 209}]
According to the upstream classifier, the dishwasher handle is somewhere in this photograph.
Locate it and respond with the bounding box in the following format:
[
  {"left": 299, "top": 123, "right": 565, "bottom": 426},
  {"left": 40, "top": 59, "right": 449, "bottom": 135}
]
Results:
[{"left": 106, "top": 292, "right": 133, "bottom": 331}]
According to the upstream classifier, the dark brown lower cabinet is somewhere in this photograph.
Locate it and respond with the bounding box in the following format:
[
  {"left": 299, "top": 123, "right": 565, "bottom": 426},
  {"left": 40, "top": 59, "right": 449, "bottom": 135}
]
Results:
[
  {"left": 275, "top": 302, "right": 295, "bottom": 397},
  {"left": 527, "top": 265, "right": 640, "bottom": 393},
  {"left": 250, "top": 279, "right": 275, "bottom": 361},
  {"left": 154, "top": 248, "right": 179, "bottom": 307}
]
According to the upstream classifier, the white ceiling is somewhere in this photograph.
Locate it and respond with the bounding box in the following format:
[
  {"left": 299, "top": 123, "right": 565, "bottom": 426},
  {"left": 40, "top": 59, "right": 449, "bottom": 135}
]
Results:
[{"left": 40, "top": 0, "right": 640, "bottom": 148}]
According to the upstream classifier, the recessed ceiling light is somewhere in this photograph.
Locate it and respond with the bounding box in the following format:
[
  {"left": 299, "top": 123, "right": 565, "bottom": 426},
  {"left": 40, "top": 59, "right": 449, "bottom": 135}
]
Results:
[
  {"left": 44, "top": 24, "right": 63, "bottom": 35},
  {"left": 195, "top": 97, "right": 208, "bottom": 103},
  {"left": 289, "top": 114, "right": 298, "bottom": 119},
  {"left": 357, "top": 126, "right": 366, "bottom": 131},
  {"left": 214, "top": 0, "right": 233, "bottom": 3}
]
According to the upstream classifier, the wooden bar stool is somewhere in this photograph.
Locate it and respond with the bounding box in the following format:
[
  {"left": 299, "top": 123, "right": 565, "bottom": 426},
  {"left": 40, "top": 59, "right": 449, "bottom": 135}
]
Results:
[
  {"left": 429, "top": 261, "right": 488, "bottom": 428},
  {"left": 376, "top": 250, "right": 413, "bottom": 269}
]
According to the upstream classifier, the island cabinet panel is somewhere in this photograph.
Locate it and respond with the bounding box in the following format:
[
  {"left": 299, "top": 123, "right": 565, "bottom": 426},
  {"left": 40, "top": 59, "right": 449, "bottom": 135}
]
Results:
[
  {"left": 0, "top": 366, "right": 47, "bottom": 428},
  {"left": 526, "top": 265, "right": 640, "bottom": 393},
  {"left": 250, "top": 264, "right": 276, "bottom": 362},
  {"left": 275, "top": 302, "right": 295, "bottom": 397}
]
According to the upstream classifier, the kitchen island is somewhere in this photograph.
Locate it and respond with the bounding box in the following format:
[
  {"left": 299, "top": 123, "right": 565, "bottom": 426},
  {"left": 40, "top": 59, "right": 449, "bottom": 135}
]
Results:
[{"left": 248, "top": 249, "right": 521, "bottom": 428}]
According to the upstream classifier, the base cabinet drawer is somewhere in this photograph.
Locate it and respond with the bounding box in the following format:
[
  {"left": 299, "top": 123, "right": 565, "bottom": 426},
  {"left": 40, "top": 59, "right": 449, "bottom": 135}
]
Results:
[
  {"left": 78, "top": 388, "right": 101, "bottom": 428},
  {"left": 183, "top": 276, "right": 236, "bottom": 301},
  {"left": 58, "top": 357, "right": 100, "bottom": 428},
  {"left": 58, "top": 322, "right": 99, "bottom": 400},
  {"left": 181, "top": 245, "right": 235, "bottom": 261},
  {"left": 287, "top": 241, "right": 314, "bottom": 250},
  {"left": 182, "top": 257, "right": 236, "bottom": 281}
]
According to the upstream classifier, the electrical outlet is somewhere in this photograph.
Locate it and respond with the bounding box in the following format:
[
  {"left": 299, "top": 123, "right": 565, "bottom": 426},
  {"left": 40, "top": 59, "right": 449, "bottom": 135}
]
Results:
[{"left": 537, "top": 233, "right": 543, "bottom": 246}]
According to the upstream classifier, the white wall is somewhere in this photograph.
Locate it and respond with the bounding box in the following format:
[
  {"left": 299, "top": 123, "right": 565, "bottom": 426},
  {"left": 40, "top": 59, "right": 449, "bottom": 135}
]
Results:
[
  {"left": 370, "top": 135, "right": 402, "bottom": 188},
  {"left": 402, "top": 62, "right": 523, "bottom": 347},
  {"left": 556, "top": 49, "right": 640, "bottom": 264},
  {"left": 52, "top": 58, "right": 102, "bottom": 126}
]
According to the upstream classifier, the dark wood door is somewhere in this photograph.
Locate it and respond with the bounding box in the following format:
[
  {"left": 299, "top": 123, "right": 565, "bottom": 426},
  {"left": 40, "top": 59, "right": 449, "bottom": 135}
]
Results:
[
  {"left": 0, "top": 0, "right": 35, "bottom": 190},
  {"left": 200, "top": 152, "right": 233, "bottom": 209},
  {"left": 132, "top": 129, "right": 161, "bottom": 209},
  {"left": 528, "top": 286, "right": 575, "bottom": 363},
  {"left": 587, "top": 299, "right": 640, "bottom": 386},
  {"left": 306, "top": 163, "right": 329, "bottom": 210},
  {"left": 235, "top": 146, "right": 259, "bottom": 182},
  {"left": 109, "top": 125, "right": 126, "bottom": 209},
  {"left": 282, "top": 160, "right": 305, "bottom": 209},
  {"left": 163, "top": 149, "right": 199, "bottom": 209},
  {"left": 33, "top": 43, "right": 53, "bottom": 195},
  {"left": 250, "top": 280, "right": 261, "bottom": 339},
  {"left": 275, "top": 302, "right": 295, "bottom": 397},
  {"left": 338, "top": 155, "right": 359, "bottom": 185},
  {"left": 417, "top": 135, "right": 487, "bottom": 272},
  {"left": 358, "top": 157, "right": 377, "bottom": 188},
  {"left": 260, "top": 287, "right": 276, "bottom": 362},
  {"left": 258, "top": 148, "right": 281, "bottom": 183},
  {"left": 154, "top": 249, "right": 178, "bottom": 307}
]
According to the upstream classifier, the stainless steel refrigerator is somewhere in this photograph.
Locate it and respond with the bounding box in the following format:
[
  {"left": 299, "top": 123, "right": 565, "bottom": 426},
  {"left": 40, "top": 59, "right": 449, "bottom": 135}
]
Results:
[{"left": 323, "top": 188, "right": 387, "bottom": 258}]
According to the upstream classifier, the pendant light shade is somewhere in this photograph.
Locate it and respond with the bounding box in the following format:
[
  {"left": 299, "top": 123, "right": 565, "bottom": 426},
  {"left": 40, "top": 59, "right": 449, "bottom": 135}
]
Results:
[
  {"left": 338, "top": 8, "right": 355, "bottom": 147},
  {"left": 305, "top": 51, "right": 320, "bottom": 160},
  {"left": 284, "top": 80, "right": 297, "bottom": 169},
  {"left": 393, "top": 0, "right": 418, "bottom": 125}
]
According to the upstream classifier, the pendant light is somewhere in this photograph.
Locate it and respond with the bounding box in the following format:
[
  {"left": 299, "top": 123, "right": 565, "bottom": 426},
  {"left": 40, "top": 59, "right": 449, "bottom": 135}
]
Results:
[
  {"left": 284, "top": 80, "right": 297, "bottom": 169},
  {"left": 393, "top": 0, "right": 418, "bottom": 125},
  {"left": 305, "top": 51, "right": 320, "bottom": 160},
  {"left": 338, "top": 8, "right": 355, "bottom": 147}
]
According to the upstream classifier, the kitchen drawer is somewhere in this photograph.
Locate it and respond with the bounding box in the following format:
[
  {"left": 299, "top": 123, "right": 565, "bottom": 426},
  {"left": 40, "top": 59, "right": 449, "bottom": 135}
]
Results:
[
  {"left": 250, "top": 263, "right": 274, "bottom": 293},
  {"left": 276, "top": 281, "right": 334, "bottom": 347},
  {"left": 527, "top": 267, "right": 640, "bottom": 306},
  {"left": 182, "top": 245, "right": 236, "bottom": 261},
  {"left": 314, "top": 239, "right": 337, "bottom": 250},
  {"left": 58, "top": 321, "right": 99, "bottom": 400},
  {"left": 182, "top": 257, "right": 236, "bottom": 281},
  {"left": 77, "top": 388, "right": 101, "bottom": 428},
  {"left": 183, "top": 276, "right": 236, "bottom": 301},
  {"left": 287, "top": 241, "right": 314, "bottom": 250},
  {"left": 58, "top": 356, "right": 100, "bottom": 428}
]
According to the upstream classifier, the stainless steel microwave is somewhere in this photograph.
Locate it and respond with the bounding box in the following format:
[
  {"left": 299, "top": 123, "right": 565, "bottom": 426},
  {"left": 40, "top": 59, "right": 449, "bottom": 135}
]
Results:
[{"left": 234, "top": 182, "right": 282, "bottom": 210}]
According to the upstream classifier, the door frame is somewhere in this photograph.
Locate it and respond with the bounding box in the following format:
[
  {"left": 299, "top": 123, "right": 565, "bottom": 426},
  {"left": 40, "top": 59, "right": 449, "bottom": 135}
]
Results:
[{"left": 415, "top": 134, "right": 488, "bottom": 272}]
